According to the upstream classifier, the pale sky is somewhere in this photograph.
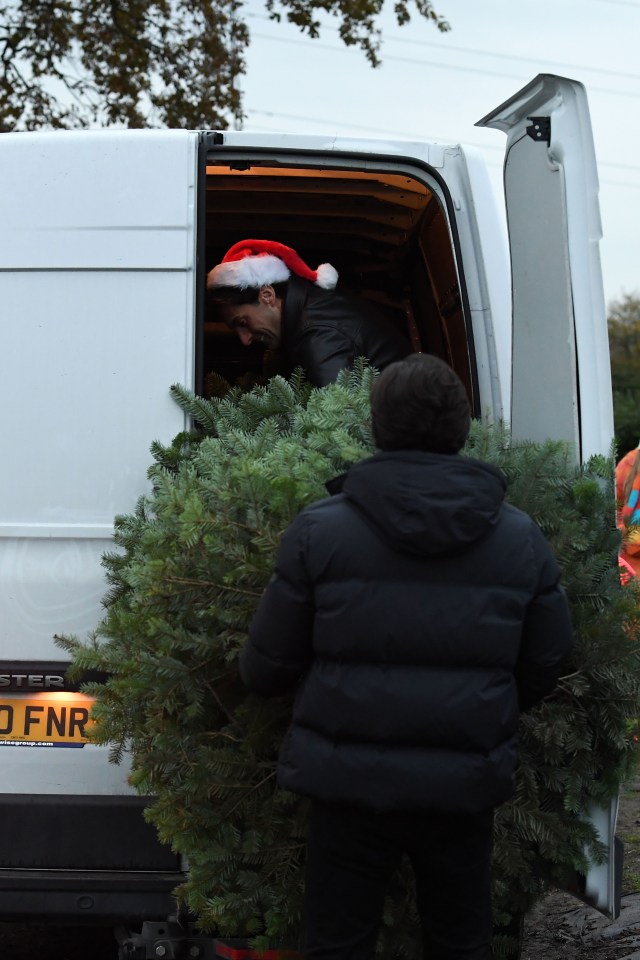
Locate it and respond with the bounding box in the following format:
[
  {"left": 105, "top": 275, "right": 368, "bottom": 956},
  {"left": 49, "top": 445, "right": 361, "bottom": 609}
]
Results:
[{"left": 239, "top": 0, "right": 640, "bottom": 310}]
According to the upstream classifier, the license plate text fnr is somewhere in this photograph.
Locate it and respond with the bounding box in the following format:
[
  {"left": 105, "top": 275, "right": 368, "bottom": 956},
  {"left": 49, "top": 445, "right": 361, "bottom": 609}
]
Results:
[{"left": 0, "top": 694, "right": 94, "bottom": 744}]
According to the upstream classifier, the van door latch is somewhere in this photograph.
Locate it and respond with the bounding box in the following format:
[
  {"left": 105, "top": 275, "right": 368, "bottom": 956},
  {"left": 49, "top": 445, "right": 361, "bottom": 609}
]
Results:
[{"left": 526, "top": 116, "right": 551, "bottom": 144}]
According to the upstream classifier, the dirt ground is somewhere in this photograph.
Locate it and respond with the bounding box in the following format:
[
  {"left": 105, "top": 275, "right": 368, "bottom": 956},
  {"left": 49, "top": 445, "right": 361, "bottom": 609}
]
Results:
[{"left": 521, "top": 778, "right": 640, "bottom": 960}]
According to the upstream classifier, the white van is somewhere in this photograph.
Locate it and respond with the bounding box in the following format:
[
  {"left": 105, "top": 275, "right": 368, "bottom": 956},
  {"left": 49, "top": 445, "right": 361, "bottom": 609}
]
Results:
[{"left": 0, "top": 72, "right": 617, "bottom": 944}]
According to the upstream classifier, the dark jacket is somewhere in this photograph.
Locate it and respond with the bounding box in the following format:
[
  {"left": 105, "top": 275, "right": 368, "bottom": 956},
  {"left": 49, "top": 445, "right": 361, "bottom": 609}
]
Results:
[
  {"left": 240, "top": 451, "right": 574, "bottom": 814},
  {"left": 280, "top": 276, "right": 410, "bottom": 386}
]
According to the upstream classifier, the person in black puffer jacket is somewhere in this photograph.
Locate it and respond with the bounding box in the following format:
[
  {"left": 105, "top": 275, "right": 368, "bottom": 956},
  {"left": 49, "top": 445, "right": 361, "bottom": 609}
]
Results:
[
  {"left": 207, "top": 239, "right": 410, "bottom": 387},
  {"left": 240, "top": 353, "right": 574, "bottom": 960}
]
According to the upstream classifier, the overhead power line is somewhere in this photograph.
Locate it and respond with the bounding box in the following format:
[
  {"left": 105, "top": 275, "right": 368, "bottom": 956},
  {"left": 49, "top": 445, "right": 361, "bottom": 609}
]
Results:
[
  {"left": 379, "top": 36, "right": 640, "bottom": 83},
  {"left": 251, "top": 32, "right": 522, "bottom": 81},
  {"left": 249, "top": 31, "right": 640, "bottom": 101},
  {"left": 248, "top": 12, "right": 640, "bottom": 82},
  {"left": 592, "top": 0, "right": 640, "bottom": 6}
]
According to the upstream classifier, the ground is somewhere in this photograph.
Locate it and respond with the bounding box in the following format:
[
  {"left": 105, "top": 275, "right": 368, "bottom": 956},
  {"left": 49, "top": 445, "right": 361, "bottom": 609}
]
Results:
[{"left": 521, "top": 778, "right": 640, "bottom": 960}]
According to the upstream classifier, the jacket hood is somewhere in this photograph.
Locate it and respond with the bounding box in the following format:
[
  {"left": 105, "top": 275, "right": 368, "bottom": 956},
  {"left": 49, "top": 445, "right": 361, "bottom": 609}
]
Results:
[{"left": 342, "top": 451, "right": 506, "bottom": 557}]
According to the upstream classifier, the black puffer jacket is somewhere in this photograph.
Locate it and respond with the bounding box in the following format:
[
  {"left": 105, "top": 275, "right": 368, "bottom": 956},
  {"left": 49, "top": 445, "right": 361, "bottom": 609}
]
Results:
[
  {"left": 280, "top": 277, "right": 410, "bottom": 386},
  {"left": 240, "top": 451, "right": 574, "bottom": 814}
]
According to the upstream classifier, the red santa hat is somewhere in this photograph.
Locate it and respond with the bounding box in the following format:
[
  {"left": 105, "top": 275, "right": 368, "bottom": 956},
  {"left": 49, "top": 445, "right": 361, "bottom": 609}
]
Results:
[{"left": 207, "top": 239, "right": 339, "bottom": 291}]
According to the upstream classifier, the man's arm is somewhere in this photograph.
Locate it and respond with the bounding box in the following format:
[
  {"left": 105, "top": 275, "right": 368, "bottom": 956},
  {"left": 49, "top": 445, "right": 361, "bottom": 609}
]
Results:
[
  {"left": 515, "top": 522, "right": 575, "bottom": 712},
  {"left": 240, "top": 513, "right": 315, "bottom": 697},
  {"left": 291, "top": 325, "right": 358, "bottom": 387}
]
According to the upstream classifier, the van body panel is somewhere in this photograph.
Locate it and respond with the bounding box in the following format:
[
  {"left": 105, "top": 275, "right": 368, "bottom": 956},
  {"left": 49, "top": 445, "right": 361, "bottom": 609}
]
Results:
[
  {"left": 1, "top": 269, "right": 194, "bottom": 689},
  {"left": 0, "top": 130, "right": 196, "bottom": 270},
  {"left": 477, "top": 73, "right": 614, "bottom": 462},
  {"left": 2, "top": 742, "right": 135, "bottom": 795},
  {"left": 1, "top": 538, "right": 109, "bottom": 662},
  {"left": 440, "top": 144, "right": 511, "bottom": 423},
  {"left": 0, "top": 135, "right": 198, "bottom": 810},
  {"left": 1, "top": 132, "right": 199, "bottom": 683},
  {"left": 2, "top": 271, "right": 194, "bottom": 530}
]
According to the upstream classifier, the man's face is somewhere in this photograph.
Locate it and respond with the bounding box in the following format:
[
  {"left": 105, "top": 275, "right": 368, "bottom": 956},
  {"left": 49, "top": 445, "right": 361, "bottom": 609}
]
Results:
[{"left": 218, "top": 285, "right": 283, "bottom": 349}]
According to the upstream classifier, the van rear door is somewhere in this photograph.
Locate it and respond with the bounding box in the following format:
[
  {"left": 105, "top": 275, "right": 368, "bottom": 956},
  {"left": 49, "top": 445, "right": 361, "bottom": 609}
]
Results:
[
  {"left": 478, "top": 74, "right": 619, "bottom": 919},
  {"left": 0, "top": 128, "right": 197, "bottom": 919},
  {"left": 477, "top": 73, "right": 614, "bottom": 464}
]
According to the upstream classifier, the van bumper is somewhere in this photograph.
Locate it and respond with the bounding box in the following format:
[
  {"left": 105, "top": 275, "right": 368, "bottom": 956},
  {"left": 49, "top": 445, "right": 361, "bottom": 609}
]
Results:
[
  {"left": 0, "top": 867, "right": 181, "bottom": 921},
  {"left": 0, "top": 793, "right": 183, "bottom": 921}
]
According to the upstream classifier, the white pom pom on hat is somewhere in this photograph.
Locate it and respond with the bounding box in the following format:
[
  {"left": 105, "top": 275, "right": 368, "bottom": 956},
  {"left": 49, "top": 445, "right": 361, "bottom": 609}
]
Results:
[{"left": 208, "top": 239, "right": 339, "bottom": 291}]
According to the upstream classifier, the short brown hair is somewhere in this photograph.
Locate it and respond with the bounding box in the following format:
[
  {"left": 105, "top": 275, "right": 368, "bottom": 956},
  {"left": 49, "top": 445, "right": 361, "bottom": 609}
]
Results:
[
  {"left": 370, "top": 353, "right": 471, "bottom": 454},
  {"left": 207, "top": 281, "right": 289, "bottom": 308}
]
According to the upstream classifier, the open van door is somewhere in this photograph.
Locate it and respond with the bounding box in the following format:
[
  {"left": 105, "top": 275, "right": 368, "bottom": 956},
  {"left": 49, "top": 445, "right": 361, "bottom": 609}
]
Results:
[
  {"left": 477, "top": 73, "right": 614, "bottom": 463},
  {"left": 477, "top": 75, "right": 620, "bottom": 919}
]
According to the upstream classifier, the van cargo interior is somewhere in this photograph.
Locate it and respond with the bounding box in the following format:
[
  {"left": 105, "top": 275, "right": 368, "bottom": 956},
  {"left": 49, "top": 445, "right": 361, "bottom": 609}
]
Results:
[{"left": 203, "top": 161, "right": 475, "bottom": 409}]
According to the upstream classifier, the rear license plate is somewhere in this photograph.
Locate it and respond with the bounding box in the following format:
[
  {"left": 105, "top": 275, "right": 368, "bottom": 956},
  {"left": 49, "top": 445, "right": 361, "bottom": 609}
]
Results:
[{"left": 0, "top": 692, "right": 95, "bottom": 747}]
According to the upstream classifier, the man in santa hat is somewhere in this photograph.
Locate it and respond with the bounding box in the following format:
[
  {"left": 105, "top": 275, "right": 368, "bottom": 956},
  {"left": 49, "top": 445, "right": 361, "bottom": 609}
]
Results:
[{"left": 207, "top": 240, "right": 411, "bottom": 387}]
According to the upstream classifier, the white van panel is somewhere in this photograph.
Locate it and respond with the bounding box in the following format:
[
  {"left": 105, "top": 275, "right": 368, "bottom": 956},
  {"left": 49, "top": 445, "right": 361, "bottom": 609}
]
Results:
[
  {"left": 3, "top": 743, "right": 134, "bottom": 795},
  {"left": 0, "top": 130, "right": 196, "bottom": 270},
  {"left": 0, "top": 538, "right": 109, "bottom": 661},
  {"left": 444, "top": 145, "right": 511, "bottom": 422},
  {"left": 479, "top": 74, "right": 618, "bottom": 920},
  {"left": 1, "top": 270, "right": 193, "bottom": 529},
  {"left": 215, "top": 130, "right": 436, "bottom": 164},
  {"left": 0, "top": 131, "right": 198, "bottom": 802},
  {"left": 478, "top": 75, "right": 613, "bottom": 461}
]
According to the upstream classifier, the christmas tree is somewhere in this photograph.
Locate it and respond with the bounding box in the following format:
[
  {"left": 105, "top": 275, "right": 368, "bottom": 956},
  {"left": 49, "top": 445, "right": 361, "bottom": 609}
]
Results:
[{"left": 56, "top": 365, "right": 640, "bottom": 957}]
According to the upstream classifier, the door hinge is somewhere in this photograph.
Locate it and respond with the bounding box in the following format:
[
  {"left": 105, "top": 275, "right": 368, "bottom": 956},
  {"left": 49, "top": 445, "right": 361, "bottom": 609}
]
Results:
[
  {"left": 201, "top": 131, "right": 225, "bottom": 149},
  {"left": 526, "top": 116, "right": 551, "bottom": 144}
]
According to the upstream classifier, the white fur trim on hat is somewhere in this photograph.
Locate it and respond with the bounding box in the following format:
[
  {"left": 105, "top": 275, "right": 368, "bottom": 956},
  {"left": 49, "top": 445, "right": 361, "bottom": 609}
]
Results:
[
  {"left": 208, "top": 254, "right": 291, "bottom": 290},
  {"left": 315, "top": 263, "right": 339, "bottom": 290}
]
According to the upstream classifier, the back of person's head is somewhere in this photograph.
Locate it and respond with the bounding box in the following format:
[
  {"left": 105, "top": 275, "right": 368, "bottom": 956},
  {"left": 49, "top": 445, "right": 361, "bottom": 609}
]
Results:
[{"left": 371, "top": 353, "right": 471, "bottom": 454}]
